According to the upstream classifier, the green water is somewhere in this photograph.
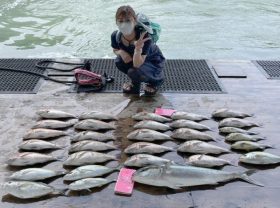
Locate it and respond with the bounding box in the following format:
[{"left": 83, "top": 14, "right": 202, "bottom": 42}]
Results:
[{"left": 0, "top": 0, "right": 280, "bottom": 59}]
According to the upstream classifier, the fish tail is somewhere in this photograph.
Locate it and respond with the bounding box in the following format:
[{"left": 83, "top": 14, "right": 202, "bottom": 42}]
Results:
[
  {"left": 53, "top": 188, "right": 68, "bottom": 196},
  {"left": 114, "top": 163, "right": 124, "bottom": 171},
  {"left": 239, "top": 170, "right": 264, "bottom": 187},
  {"left": 56, "top": 170, "right": 68, "bottom": 176}
]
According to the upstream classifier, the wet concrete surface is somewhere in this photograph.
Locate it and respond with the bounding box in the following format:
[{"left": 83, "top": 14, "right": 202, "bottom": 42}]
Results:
[{"left": 0, "top": 59, "right": 280, "bottom": 207}]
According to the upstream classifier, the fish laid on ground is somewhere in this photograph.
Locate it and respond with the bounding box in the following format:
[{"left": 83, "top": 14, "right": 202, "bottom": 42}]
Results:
[
  {"left": 69, "top": 140, "right": 117, "bottom": 153},
  {"left": 37, "top": 109, "right": 76, "bottom": 119},
  {"left": 171, "top": 111, "right": 209, "bottom": 121},
  {"left": 124, "top": 154, "right": 171, "bottom": 167},
  {"left": 127, "top": 129, "right": 172, "bottom": 142},
  {"left": 133, "top": 120, "right": 170, "bottom": 131},
  {"left": 2, "top": 181, "right": 64, "bottom": 199},
  {"left": 171, "top": 128, "right": 216, "bottom": 141},
  {"left": 212, "top": 108, "right": 253, "bottom": 119},
  {"left": 231, "top": 141, "right": 273, "bottom": 152},
  {"left": 219, "top": 118, "right": 260, "bottom": 128},
  {"left": 187, "top": 155, "right": 235, "bottom": 168},
  {"left": 63, "top": 165, "right": 119, "bottom": 181},
  {"left": 68, "top": 178, "right": 115, "bottom": 191},
  {"left": 132, "top": 163, "right": 263, "bottom": 189},
  {"left": 71, "top": 131, "right": 115, "bottom": 142},
  {"left": 177, "top": 140, "right": 230, "bottom": 155},
  {"left": 32, "top": 119, "right": 77, "bottom": 129},
  {"left": 170, "top": 119, "right": 211, "bottom": 131},
  {"left": 23, "top": 128, "right": 67, "bottom": 140},
  {"left": 219, "top": 127, "right": 259, "bottom": 135},
  {"left": 124, "top": 142, "right": 173, "bottom": 155},
  {"left": 63, "top": 151, "right": 117, "bottom": 166},
  {"left": 74, "top": 119, "right": 115, "bottom": 131},
  {"left": 225, "top": 133, "right": 265, "bottom": 142},
  {"left": 79, "top": 111, "right": 117, "bottom": 121},
  {"left": 132, "top": 112, "right": 171, "bottom": 122},
  {"left": 18, "top": 139, "right": 64, "bottom": 151},
  {"left": 10, "top": 168, "right": 66, "bottom": 181},
  {"left": 6, "top": 152, "right": 57, "bottom": 166},
  {"left": 239, "top": 152, "right": 280, "bottom": 165}
]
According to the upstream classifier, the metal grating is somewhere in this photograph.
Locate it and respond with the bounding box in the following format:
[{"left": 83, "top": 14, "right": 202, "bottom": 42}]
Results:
[
  {"left": 72, "top": 59, "right": 224, "bottom": 93},
  {"left": 254, "top": 60, "right": 280, "bottom": 79},
  {"left": 0, "top": 59, "right": 48, "bottom": 94}
]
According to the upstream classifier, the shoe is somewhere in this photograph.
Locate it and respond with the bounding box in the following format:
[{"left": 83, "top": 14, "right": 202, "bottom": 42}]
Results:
[{"left": 122, "top": 82, "right": 140, "bottom": 94}]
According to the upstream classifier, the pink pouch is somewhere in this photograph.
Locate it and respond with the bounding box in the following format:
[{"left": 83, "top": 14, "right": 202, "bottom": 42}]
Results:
[
  {"left": 155, "top": 108, "right": 176, "bottom": 117},
  {"left": 114, "top": 168, "right": 136, "bottom": 196}
]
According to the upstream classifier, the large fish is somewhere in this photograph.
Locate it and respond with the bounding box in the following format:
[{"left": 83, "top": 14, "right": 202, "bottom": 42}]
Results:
[
  {"left": 133, "top": 120, "right": 170, "bottom": 131},
  {"left": 132, "top": 112, "right": 171, "bottom": 123},
  {"left": 170, "top": 119, "right": 211, "bottom": 131},
  {"left": 225, "top": 133, "right": 265, "bottom": 142},
  {"left": 69, "top": 140, "right": 117, "bottom": 153},
  {"left": 71, "top": 131, "right": 115, "bottom": 142},
  {"left": 63, "top": 165, "right": 119, "bottom": 181},
  {"left": 177, "top": 140, "right": 230, "bottom": 155},
  {"left": 79, "top": 111, "right": 118, "bottom": 121},
  {"left": 212, "top": 108, "right": 253, "bottom": 119},
  {"left": 32, "top": 119, "right": 77, "bottom": 129},
  {"left": 63, "top": 151, "right": 117, "bottom": 166},
  {"left": 23, "top": 128, "right": 67, "bottom": 140},
  {"left": 18, "top": 139, "right": 64, "bottom": 151},
  {"left": 219, "top": 118, "right": 260, "bottom": 128},
  {"left": 171, "top": 128, "right": 216, "bottom": 141},
  {"left": 239, "top": 152, "right": 280, "bottom": 165},
  {"left": 132, "top": 163, "right": 263, "bottom": 189},
  {"left": 171, "top": 112, "right": 209, "bottom": 121},
  {"left": 187, "top": 154, "right": 236, "bottom": 168},
  {"left": 10, "top": 168, "right": 66, "bottom": 181},
  {"left": 6, "top": 152, "right": 58, "bottom": 166},
  {"left": 124, "top": 154, "right": 171, "bottom": 167},
  {"left": 68, "top": 178, "right": 115, "bottom": 191},
  {"left": 231, "top": 141, "right": 272, "bottom": 152},
  {"left": 74, "top": 119, "right": 116, "bottom": 131},
  {"left": 124, "top": 142, "right": 173, "bottom": 155},
  {"left": 2, "top": 181, "right": 65, "bottom": 199},
  {"left": 37, "top": 109, "right": 76, "bottom": 119},
  {"left": 127, "top": 129, "right": 172, "bottom": 142},
  {"left": 219, "top": 127, "right": 259, "bottom": 135}
]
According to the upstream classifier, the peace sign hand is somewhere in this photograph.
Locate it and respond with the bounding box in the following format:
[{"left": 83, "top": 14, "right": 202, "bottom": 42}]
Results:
[{"left": 134, "top": 31, "right": 151, "bottom": 51}]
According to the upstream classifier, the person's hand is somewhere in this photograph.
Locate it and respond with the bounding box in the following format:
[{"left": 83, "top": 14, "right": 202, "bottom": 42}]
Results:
[
  {"left": 134, "top": 32, "right": 151, "bottom": 52},
  {"left": 119, "top": 50, "right": 132, "bottom": 63}
]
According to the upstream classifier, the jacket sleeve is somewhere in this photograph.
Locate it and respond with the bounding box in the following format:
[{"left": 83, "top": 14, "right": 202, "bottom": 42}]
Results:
[{"left": 111, "top": 30, "right": 120, "bottom": 49}]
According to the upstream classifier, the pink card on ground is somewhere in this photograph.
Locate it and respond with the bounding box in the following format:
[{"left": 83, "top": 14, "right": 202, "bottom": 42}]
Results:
[
  {"left": 114, "top": 168, "right": 136, "bottom": 196},
  {"left": 155, "top": 108, "right": 176, "bottom": 117}
]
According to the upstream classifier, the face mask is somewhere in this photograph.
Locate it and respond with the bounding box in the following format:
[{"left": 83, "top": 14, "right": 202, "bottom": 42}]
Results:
[{"left": 117, "top": 21, "right": 134, "bottom": 35}]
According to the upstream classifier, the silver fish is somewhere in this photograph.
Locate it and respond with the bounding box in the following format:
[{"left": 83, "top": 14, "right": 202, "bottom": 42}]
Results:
[
  {"left": 69, "top": 140, "right": 117, "bottom": 153},
  {"left": 170, "top": 119, "right": 211, "bottom": 131},
  {"left": 212, "top": 108, "right": 253, "bottom": 118},
  {"left": 37, "top": 109, "right": 76, "bottom": 119},
  {"left": 225, "top": 133, "right": 265, "bottom": 142},
  {"left": 18, "top": 139, "right": 64, "bottom": 151},
  {"left": 178, "top": 140, "right": 230, "bottom": 155},
  {"left": 124, "top": 154, "right": 171, "bottom": 167},
  {"left": 79, "top": 111, "right": 117, "bottom": 121},
  {"left": 127, "top": 129, "right": 172, "bottom": 142},
  {"left": 231, "top": 141, "right": 272, "bottom": 152},
  {"left": 188, "top": 155, "right": 235, "bottom": 168},
  {"left": 171, "top": 128, "right": 216, "bottom": 141},
  {"left": 171, "top": 111, "right": 209, "bottom": 121},
  {"left": 32, "top": 119, "right": 77, "bottom": 129},
  {"left": 124, "top": 142, "right": 173, "bottom": 155},
  {"left": 68, "top": 178, "right": 115, "bottom": 191},
  {"left": 132, "top": 163, "right": 263, "bottom": 189},
  {"left": 2, "top": 181, "right": 64, "bottom": 199},
  {"left": 133, "top": 120, "right": 170, "bottom": 131},
  {"left": 132, "top": 112, "right": 171, "bottom": 122},
  {"left": 239, "top": 152, "right": 280, "bottom": 165},
  {"left": 219, "top": 127, "right": 259, "bottom": 135},
  {"left": 63, "top": 151, "right": 117, "bottom": 166},
  {"left": 219, "top": 118, "right": 260, "bottom": 128},
  {"left": 71, "top": 131, "right": 115, "bottom": 142},
  {"left": 63, "top": 165, "right": 119, "bottom": 181},
  {"left": 6, "top": 152, "right": 57, "bottom": 166},
  {"left": 74, "top": 119, "right": 116, "bottom": 131},
  {"left": 23, "top": 128, "right": 67, "bottom": 140},
  {"left": 10, "top": 168, "right": 66, "bottom": 181}
]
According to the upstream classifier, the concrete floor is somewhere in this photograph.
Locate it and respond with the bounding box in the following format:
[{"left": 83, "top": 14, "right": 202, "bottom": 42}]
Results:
[{"left": 0, "top": 59, "right": 279, "bottom": 208}]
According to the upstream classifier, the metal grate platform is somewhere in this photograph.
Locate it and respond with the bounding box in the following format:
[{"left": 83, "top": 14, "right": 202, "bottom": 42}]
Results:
[
  {"left": 253, "top": 60, "right": 280, "bottom": 79},
  {"left": 73, "top": 59, "right": 225, "bottom": 93},
  {"left": 0, "top": 59, "right": 48, "bottom": 94}
]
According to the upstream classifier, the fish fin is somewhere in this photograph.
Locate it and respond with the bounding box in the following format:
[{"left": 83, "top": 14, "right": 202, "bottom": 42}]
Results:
[
  {"left": 86, "top": 188, "right": 92, "bottom": 192},
  {"left": 198, "top": 154, "right": 204, "bottom": 160},
  {"left": 167, "top": 184, "right": 183, "bottom": 190},
  {"left": 248, "top": 131, "right": 259, "bottom": 135},
  {"left": 264, "top": 144, "right": 275, "bottom": 149},
  {"left": 239, "top": 170, "right": 264, "bottom": 187}
]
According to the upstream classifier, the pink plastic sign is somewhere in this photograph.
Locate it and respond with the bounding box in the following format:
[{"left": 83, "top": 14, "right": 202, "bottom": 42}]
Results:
[
  {"left": 155, "top": 108, "right": 176, "bottom": 117},
  {"left": 114, "top": 168, "right": 136, "bottom": 195}
]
